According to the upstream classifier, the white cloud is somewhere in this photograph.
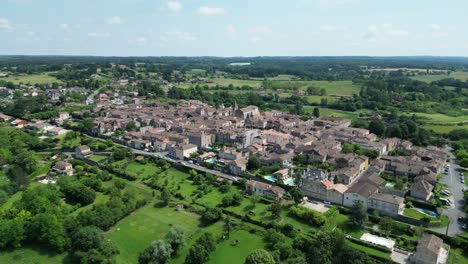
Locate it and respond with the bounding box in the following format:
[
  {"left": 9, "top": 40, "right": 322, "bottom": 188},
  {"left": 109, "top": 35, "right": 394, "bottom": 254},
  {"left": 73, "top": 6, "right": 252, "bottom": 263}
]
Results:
[
  {"left": 60, "top": 23, "right": 71, "bottom": 33},
  {"left": 248, "top": 25, "right": 273, "bottom": 35},
  {"left": 166, "top": 0, "right": 182, "bottom": 13},
  {"left": 430, "top": 24, "right": 449, "bottom": 38},
  {"left": 134, "top": 37, "right": 148, "bottom": 45},
  {"left": 197, "top": 6, "right": 226, "bottom": 16},
  {"left": 0, "top": 18, "right": 13, "bottom": 31},
  {"left": 319, "top": 0, "right": 354, "bottom": 8},
  {"left": 165, "top": 31, "right": 197, "bottom": 41},
  {"left": 226, "top": 24, "right": 237, "bottom": 39},
  {"left": 320, "top": 24, "right": 338, "bottom": 32},
  {"left": 107, "top": 16, "right": 125, "bottom": 25},
  {"left": 361, "top": 24, "right": 409, "bottom": 42},
  {"left": 88, "top": 32, "right": 111, "bottom": 37},
  {"left": 247, "top": 25, "right": 273, "bottom": 43},
  {"left": 430, "top": 24, "right": 441, "bottom": 31}
]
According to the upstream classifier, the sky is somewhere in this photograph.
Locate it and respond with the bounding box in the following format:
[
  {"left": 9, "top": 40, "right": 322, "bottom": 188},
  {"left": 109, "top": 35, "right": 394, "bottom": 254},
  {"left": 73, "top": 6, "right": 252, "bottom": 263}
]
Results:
[{"left": 1, "top": 0, "right": 468, "bottom": 57}]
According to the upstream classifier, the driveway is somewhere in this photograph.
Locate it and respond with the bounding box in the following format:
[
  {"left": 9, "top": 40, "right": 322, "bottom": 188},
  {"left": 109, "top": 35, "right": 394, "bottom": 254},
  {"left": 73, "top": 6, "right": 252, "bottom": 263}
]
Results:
[{"left": 430, "top": 147, "right": 466, "bottom": 236}]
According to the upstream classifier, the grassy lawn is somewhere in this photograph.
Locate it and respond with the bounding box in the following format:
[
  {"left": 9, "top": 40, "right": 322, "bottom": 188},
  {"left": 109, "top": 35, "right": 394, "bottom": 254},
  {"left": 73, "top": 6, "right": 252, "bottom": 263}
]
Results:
[
  {"left": 346, "top": 240, "right": 391, "bottom": 260},
  {"left": 447, "top": 247, "right": 468, "bottom": 264},
  {"left": 206, "top": 229, "right": 266, "bottom": 264},
  {"left": 88, "top": 155, "right": 108, "bottom": 163},
  {"left": 0, "top": 244, "right": 70, "bottom": 264},
  {"left": 0, "top": 73, "right": 62, "bottom": 84},
  {"left": 303, "top": 106, "right": 359, "bottom": 120},
  {"left": 408, "top": 112, "right": 468, "bottom": 124},
  {"left": 299, "top": 80, "right": 361, "bottom": 96},
  {"left": 106, "top": 205, "right": 203, "bottom": 264},
  {"left": 113, "top": 160, "right": 160, "bottom": 179},
  {"left": 424, "top": 124, "right": 468, "bottom": 134},
  {"left": 403, "top": 208, "right": 428, "bottom": 220}
]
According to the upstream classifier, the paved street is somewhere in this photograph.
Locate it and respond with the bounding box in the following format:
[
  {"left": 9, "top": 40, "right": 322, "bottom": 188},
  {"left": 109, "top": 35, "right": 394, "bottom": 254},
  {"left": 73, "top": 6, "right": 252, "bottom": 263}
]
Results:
[
  {"left": 81, "top": 134, "right": 239, "bottom": 182},
  {"left": 430, "top": 147, "right": 466, "bottom": 236}
]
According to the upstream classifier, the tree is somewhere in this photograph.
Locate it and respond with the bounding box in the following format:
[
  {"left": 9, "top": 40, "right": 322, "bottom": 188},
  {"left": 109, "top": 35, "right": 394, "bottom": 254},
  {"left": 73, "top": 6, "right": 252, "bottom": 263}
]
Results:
[
  {"left": 379, "top": 217, "right": 394, "bottom": 237},
  {"left": 185, "top": 244, "right": 209, "bottom": 264},
  {"left": 350, "top": 201, "right": 367, "bottom": 228},
  {"left": 161, "top": 189, "right": 172, "bottom": 206},
  {"left": 313, "top": 107, "right": 320, "bottom": 118},
  {"left": 166, "top": 226, "right": 185, "bottom": 253},
  {"left": 196, "top": 233, "right": 216, "bottom": 252},
  {"left": 201, "top": 207, "right": 222, "bottom": 224},
  {"left": 139, "top": 240, "right": 173, "bottom": 264},
  {"left": 269, "top": 199, "right": 282, "bottom": 218},
  {"left": 72, "top": 226, "right": 103, "bottom": 252},
  {"left": 126, "top": 121, "right": 137, "bottom": 131},
  {"left": 368, "top": 120, "right": 385, "bottom": 136},
  {"left": 81, "top": 118, "right": 95, "bottom": 133},
  {"left": 250, "top": 193, "right": 261, "bottom": 208},
  {"left": 223, "top": 216, "right": 234, "bottom": 238},
  {"left": 288, "top": 187, "right": 304, "bottom": 204},
  {"left": 15, "top": 151, "right": 38, "bottom": 174},
  {"left": 29, "top": 213, "right": 67, "bottom": 251},
  {"left": 247, "top": 156, "right": 261, "bottom": 170},
  {"left": 244, "top": 249, "right": 275, "bottom": 264},
  {"left": 112, "top": 148, "right": 130, "bottom": 161}
]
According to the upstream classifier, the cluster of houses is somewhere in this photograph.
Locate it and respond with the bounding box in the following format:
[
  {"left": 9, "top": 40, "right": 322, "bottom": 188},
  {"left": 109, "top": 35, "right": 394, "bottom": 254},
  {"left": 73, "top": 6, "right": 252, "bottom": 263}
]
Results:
[
  {"left": 1, "top": 112, "right": 70, "bottom": 135},
  {"left": 90, "top": 99, "right": 447, "bottom": 218}
]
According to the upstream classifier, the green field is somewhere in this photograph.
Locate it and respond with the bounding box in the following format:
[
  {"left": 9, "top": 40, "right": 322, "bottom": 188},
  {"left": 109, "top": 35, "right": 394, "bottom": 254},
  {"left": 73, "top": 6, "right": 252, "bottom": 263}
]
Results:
[
  {"left": 207, "top": 230, "right": 266, "bottom": 264},
  {"left": 0, "top": 73, "right": 62, "bottom": 84},
  {"left": 405, "top": 112, "right": 468, "bottom": 124},
  {"left": 403, "top": 208, "right": 428, "bottom": 219},
  {"left": 411, "top": 71, "right": 468, "bottom": 83},
  {"left": 303, "top": 106, "right": 359, "bottom": 120},
  {"left": 106, "top": 205, "right": 203, "bottom": 264},
  {"left": 0, "top": 244, "right": 70, "bottom": 264},
  {"left": 209, "top": 78, "right": 263, "bottom": 87},
  {"left": 113, "top": 160, "right": 161, "bottom": 179},
  {"left": 424, "top": 124, "right": 468, "bottom": 134}
]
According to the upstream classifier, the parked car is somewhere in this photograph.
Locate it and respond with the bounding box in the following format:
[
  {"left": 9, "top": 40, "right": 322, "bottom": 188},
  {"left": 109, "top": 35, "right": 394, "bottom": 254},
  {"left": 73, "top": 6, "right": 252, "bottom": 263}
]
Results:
[
  {"left": 460, "top": 172, "right": 464, "bottom": 176},
  {"left": 461, "top": 224, "right": 467, "bottom": 230},
  {"left": 440, "top": 190, "right": 450, "bottom": 196}
]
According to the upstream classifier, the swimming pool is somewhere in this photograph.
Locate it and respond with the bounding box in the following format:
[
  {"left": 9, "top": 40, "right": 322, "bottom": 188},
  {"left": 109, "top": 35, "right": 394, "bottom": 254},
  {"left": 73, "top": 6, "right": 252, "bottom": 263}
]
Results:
[
  {"left": 263, "top": 176, "right": 295, "bottom": 186},
  {"left": 416, "top": 207, "right": 438, "bottom": 217},
  {"left": 284, "top": 178, "right": 296, "bottom": 186},
  {"left": 385, "top": 182, "right": 395, "bottom": 188},
  {"left": 264, "top": 176, "right": 276, "bottom": 182},
  {"left": 205, "top": 158, "right": 215, "bottom": 164}
]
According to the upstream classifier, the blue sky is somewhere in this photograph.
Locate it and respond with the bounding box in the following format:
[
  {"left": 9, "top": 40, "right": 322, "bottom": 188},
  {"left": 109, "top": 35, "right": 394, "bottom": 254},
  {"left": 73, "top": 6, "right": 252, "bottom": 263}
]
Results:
[{"left": 1, "top": 0, "right": 467, "bottom": 56}]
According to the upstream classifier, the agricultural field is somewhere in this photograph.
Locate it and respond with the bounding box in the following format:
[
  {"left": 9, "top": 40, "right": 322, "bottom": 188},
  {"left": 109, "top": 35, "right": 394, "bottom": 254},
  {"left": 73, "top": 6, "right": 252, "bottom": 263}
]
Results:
[
  {"left": 407, "top": 112, "right": 468, "bottom": 124},
  {"left": 208, "top": 78, "right": 263, "bottom": 87},
  {"left": 411, "top": 71, "right": 468, "bottom": 83},
  {"left": 112, "top": 160, "right": 161, "bottom": 179},
  {"left": 424, "top": 124, "right": 468, "bottom": 134},
  {"left": 0, "top": 73, "right": 62, "bottom": 84}
]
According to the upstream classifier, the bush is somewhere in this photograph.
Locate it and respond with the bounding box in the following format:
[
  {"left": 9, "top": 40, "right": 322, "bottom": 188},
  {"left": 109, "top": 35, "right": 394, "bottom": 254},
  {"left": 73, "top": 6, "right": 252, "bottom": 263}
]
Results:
[{"left": 289, "top": 205, "right": 326, "bottom": 226}]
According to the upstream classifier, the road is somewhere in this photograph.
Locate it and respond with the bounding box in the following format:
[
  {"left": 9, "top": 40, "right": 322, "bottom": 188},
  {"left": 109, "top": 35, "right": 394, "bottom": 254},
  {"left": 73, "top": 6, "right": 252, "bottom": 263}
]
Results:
[
  {"left": 81, "top": 134, "right": 239, "bottom": 182},
  {"left": 430, "top": 146, "right": 466, "bottom": 236}
]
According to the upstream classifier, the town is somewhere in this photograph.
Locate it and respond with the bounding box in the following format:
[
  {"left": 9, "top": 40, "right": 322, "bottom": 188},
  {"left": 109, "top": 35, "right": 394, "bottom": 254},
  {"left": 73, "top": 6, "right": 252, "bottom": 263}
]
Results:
[{"left": 0, "top": 83, "right": 466, "bottom": 263}]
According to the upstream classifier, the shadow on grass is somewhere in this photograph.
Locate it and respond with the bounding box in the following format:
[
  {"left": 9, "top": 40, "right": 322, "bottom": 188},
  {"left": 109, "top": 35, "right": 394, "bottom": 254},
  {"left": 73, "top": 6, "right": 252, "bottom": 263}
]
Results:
[{"left": 0, "top": 243, "right": 75, "bottom": 264}]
